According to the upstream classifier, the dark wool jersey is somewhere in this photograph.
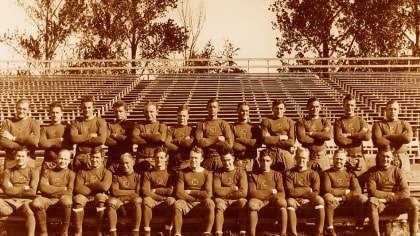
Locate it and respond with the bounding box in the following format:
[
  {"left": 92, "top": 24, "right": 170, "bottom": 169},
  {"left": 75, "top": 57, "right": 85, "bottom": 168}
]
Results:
[
  {"left": 165, "top": 125, "right": 195, "bottom": 159},
  {"left": 74, "top": 167, "right": 112, "bottom": 196},
  {"left": 0, "top": 117, "right": 40, "bottom": 159},
  {"left": 372, "top": 119, "right": 413, "bottom": 153},
  {"left": 213, "top": 167, "right": 248, "bottom": 199},
  {"left": 132, "top": 121, "right": 167, "bottom": 158},
  {"left": 296, "top": 117, "right": 332, "bottom": 154},
  {"left": 3, "top": 166, "right": 39, "bottom": 198},
  {"left": 366, "top": 165, "right": 409, "bottom": 203},
  {"left": 284, "top": 167, "right": 320, "bottom": 198},
  {"left": 195, "top": 118, "right": 233, "bottom": 153},
  {"left": 261, "top": 116, "right": 295, "bottom": 150},
  {"left": 248, "top": 170, "right": 285, "bottom": 200},
  {"left": 106, "top": 119, "right": 135, "bottom": 160},
  {"left": 230, "top": 122, "right": 261, "bottom": 158},
  {"left": 70, "top": 117, "right": 107, "bottom": 154},
  {"left": 39, "top": 122, "right": 72, "bottom": 162},
  {"left": 39, "top": 168, "right": 75, "bottom": 198},
  {"left": 141, "top": 169, "right": 174, "bottom": 201},
  {"left": 322, "top": 168, "right": 361, "bottom": 200},
  {"left": 111, "top": 172, "right": 141, "bottom": 198},
  {"left": 334, "top": 116, "right": 371, "bottom": 154},
  {"left": 175, "top": 167, "right": 212, "bottom": 202}
]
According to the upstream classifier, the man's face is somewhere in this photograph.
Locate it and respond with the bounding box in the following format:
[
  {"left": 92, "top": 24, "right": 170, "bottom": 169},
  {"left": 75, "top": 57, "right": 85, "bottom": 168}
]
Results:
[
  {"left": 16, "top": 102, "right": 30, "bottom": 120},
  {"left": 307, "top": 101, "right": 321, "bottom": 118},
  {"left": 90, "top": 152, "right": 103, "bottom": 169},
  {"left": 221, "top": 153, "right": 235, "bottom": 171},
  {"left": 385, "top": 103, "right": 399, "bottom": 121},
  {"left": 259, "top": 155, "right": 272, "bottom": 172},
  {"left": 189, "top": 151, "right": 203, "bottom": 169},
  {"left": 343, "top": 99, "right": 356, "bottom": 117},
  {"left": 207, "top": 102, "right": 220, "bottom": 117},
  {"left": 144, "top": 105, "right": 157, "bottom": 123},
  {"left": 177, "top": 110, "right": 189, "bottom": 126},
  {"left": 272, "top": 103, "right": 286, "bottom": 119},
  {"left": 50, "top": 106, "right": 64, "bottom": 124},
  {"left": 378, "top": 151, "right": 393, "bottom": 169},
  {"left": 81, "top": 102, "right": 95, "bottom": 120},
  {"left": 154, "top": 151, "right": 168, "bottom": 170},
  {"left": 296, "top": 151, "right": 310, "bottom": 169},
  {"left": 114, "top": 106, "right": 128, "bottom": 121},
  {"left": 333, "top": 152, "right": 347, "bottom": 170},
  {"left": 120, "top": 155, "right": 135, "bottom": 174},
  {"left": 15, "top": 150, "right": 29, "bottom": 168},
  {"left": 57, "top": 151, "right": 71, "bottom": 169},
  {"left": 237, "top": 105, "right": 250, "bottom": 122}
]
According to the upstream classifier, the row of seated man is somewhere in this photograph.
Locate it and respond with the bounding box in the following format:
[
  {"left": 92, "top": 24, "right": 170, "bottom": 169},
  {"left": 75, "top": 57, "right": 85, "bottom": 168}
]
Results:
[{"left": 0, "top": 144, "right": 418, "bottom": 236}]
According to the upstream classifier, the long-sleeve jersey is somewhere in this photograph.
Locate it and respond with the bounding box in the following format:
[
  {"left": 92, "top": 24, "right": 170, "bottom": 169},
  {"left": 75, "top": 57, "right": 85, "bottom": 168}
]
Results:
[
  {"left": 261, "top": 116, "right": 295, "bottom": 150},
  {"left": 132, "top": 121, "right": 167, "bottom": 158},
  {"left": 213, "top": 167, "right": 248, "bottom": 199},
  {"left": 296, "top": 117, "right": 332, "bottom": 155},
  {"left": 110, "top": 172, "right": 141, "bottom": 199},
  {"left": 0, "top": 117, "right": 40, "bottom": 158},
  {"left": 366, "top": 165, "right": 409, "bottom": 203},
  {"left": 39, "top": 168, "right": 75, "bottom": 198},
  {"left": 165, "top": 125, "right": 195, "bottom": 160},
  {"left": 74, "top": 167, "right": 112, "bottom": 196},
  {"left": 195, "top": 118, "right": 233, "bottom": 155},
  {"left": 141, "top": 169, "right": 174, "bottom": 201},
  {"left": 70, "top": 117, "right": 107, "bottom": 154},
  {"left": 322, "top": 167, "right": 362, "bottom": 201},
  {"left": 2, "top": 166, "right": 39, "bottom": 198},
  {"left": 372, "top": 119, "right": 413, "bottom": 153},
  {"left": 39, "top": 122, "right": 72, "bottom": 162},
  {"left": 284, "top": 167, "right": 320, "bottom": 200},
  {"left": 231, "top": 122, "right": 261, "bottom": 159},
  {"left": 175, "top": 167, "right": 212, "bottom": 202},
  {"left": 248, "top": 170, "right": 285, "bottom": 200},
  {"left": 334, "top": 116, "right": 371, "bottom": 155},
  {"left": 106, "top": 119, "right": 135, "bottom": 161}
]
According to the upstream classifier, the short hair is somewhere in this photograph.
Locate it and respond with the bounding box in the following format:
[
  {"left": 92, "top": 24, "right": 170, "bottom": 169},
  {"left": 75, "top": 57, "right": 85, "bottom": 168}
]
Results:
[
  {"left": 343, "top": 95, "right": 355, "bottom": 103},
  {"left": 81, "top": 96, "right": 95, "bottom": 106},
  {"left": 207, "top": 98, "right": 220, "bottom": 107},
  {"left": 113, "top": 100, "right": 128, "bottom": 111},
  {"left": 295, "top": 146, "right": 310, "bottom": 158},
  {"left": 14, "top": 146, "right": 30, "bottom": 156},
  {"left": 218, "top": 146, "right": 235, "bottom": 157},
  {"left": 237, "top": 101, "right": 250, "bottom": 110},
  {"left": 306, "top": 97, "right": 320, "bottom": 105},
  {"left": 333, "top": 148, "right": 348, "bottom": 158},
  {"left": 386, "top": 100, "right": 399, "bottom": 107},
  {"left": 259, "top": 149, "right": 272, "bottom": 160},
  {"left": 16, "top": 98, "right": 30, "bottom": 107},
  {"left": 91, "top": 146, "right": 103, "bottom": 156},
  {"left": 154, "top": 146, "right": 168, "bottom": 156},
  {"left": 177, "top": 105, "right": 190, "bottom": 113},
  {"left": 144, "top": 101, "right": 158, "bottom": 110},
  {"left": 272, "top": 99, "right": 286, "bottom": 108},
  {"left": 120, "top": 152, "right": 135, "bottom": 162},
  {"left": 190, "top": 146, "right": 204, "bottom": 156},
  {"left": 50, "top": 101, "right": 64, "bottom": 111}
]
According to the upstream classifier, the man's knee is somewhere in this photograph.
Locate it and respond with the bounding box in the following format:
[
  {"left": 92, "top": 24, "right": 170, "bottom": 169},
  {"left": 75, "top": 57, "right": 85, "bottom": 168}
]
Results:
[
  {"left": 214, "top": 198, "right": 227, "bottom": 212},
  {"left": 60, "top": 195, "right": 73, "bottom": 208},
  {"left": 368, "top": 197, "right": 381, "bottom": 210},
  {"left": 21, "top": 202, "right": 34, "bottom": 217},
  {"left": 248, "top": 198, "right": 261, "bottom": 211},
  {"left": 202, "top": 198, "right": 215, "bottom": 209},
  {"left": 31, "top": 198, "right": 46, "bottom": 211},
  {"left": 313, "top": 196, "right": 324, "bottom": 206},
  {"left": 272, "top": 197, "right": 287, "bottom": 208},
  {"left": 0, "top": 200, "right": 14, "bottom": 216},
  {"left": 95, "top": 193, "right": 108, "bottom": 204},
  {"left": 73, "top": 194, "right": 87, "bottom": 207},
  {"left": 106, "top": 197, "right": 120, "bottom": 209}
]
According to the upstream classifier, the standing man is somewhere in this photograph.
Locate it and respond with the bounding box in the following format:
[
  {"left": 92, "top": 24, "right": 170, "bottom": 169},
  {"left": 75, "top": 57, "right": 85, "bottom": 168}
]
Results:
[
  {"left": 334, "top": 95, "right": 371, "bottom": 177},
  {"left": 31, "top": 149, "right": 75, "bottom": 236},
  {"left": 261, "top": 99, "right": 295, "bottom": 172},
  {"left": 70, "top": 96, "right": 107, "bottom": 172},
  {"left": 141, "top": 147, "right": 175, "bottom": 236},
  {"left": 247, "top": 149, "right": 287, "bottom": 236},
  {"left": 372, "top": 100, "right": 413, "bottom": 173},
  {"left": 132, "top": 101, "right": 167, "bottom": 172},
  {"left": 0, "top": 98, "right": 40, "bottom": 169},
  {"left": 231, "top": 101, "right": 261, "bottom": 171},
  {"left": 285, "top": 147, "right": 325, "bottom": 236},
  {"left": 165, "top": 105, "right": 195, "bottom": 171},
  {"left": 106, "top": 152, "right": 142, "bottom": 236},
  {"left": 195, "top": 98, "right": 233, "bottom": 171},
  {"left": 105, "top": 100, "right": 135, "bottom": 173},
  {"left": 39, "top": 101, "right": 72, "bottom": 170},
  {"left": 0, "top": 146, "right": 39, "bottom": 236},
  {"left": 366, "top": 146, "right": 419, "bottom": 236},
  {"left": 213, "top": 147, "right": 248, "bottom": 236},
  {"left": 296, "top": 97, "right": 333, "bottom": 171},
  {"left": 322, "top": 148, "right": 368, "bottom": 236},
  {"left": 173, "top": 147, "right": 214, "bottom": 236},
  {"left": 72, "top": 147, "right": 112, "bottom": 236}
]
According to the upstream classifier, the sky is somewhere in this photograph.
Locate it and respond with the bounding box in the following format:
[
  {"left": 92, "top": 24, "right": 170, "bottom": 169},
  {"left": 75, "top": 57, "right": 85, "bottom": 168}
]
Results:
[{"left": 0, "top": 0, "right": 279, "bottom": 61}]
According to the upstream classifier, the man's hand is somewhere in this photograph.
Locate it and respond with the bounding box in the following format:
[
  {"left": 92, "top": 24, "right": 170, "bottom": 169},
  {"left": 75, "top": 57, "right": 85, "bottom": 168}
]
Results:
[
  {"left": 279, "top": 135, "right": 288, "bottom": 140},
  {"left": 218, "top": 136, "right": 226, "bottom": 142},
  {"left": 1, "top": 130, "right": 15, "bottom": 141},
  {"left": 90, "top": 133, "right": 98, "bottom": 138}
]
